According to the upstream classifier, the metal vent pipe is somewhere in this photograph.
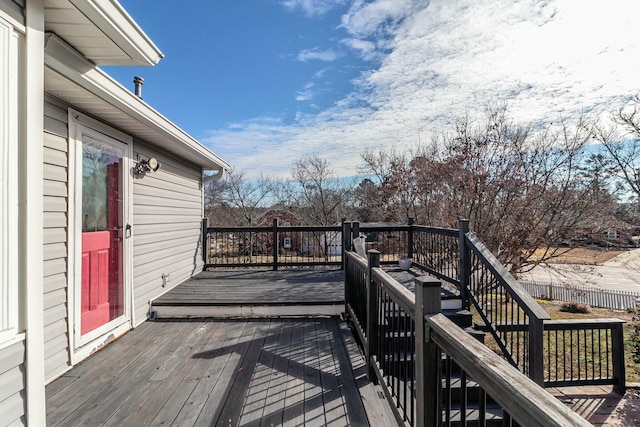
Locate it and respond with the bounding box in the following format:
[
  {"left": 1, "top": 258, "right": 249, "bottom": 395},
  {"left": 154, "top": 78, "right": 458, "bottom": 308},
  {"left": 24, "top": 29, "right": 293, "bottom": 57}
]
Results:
[{"left": 133, "top": 76, "right": 144, "bottom": 98}]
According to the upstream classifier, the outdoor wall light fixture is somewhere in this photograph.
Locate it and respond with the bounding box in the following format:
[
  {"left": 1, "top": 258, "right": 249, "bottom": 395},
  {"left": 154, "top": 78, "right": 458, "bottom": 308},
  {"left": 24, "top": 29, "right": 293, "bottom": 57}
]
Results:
[{"left": 135, "top": 157, "right": 161, "bottom": 174}]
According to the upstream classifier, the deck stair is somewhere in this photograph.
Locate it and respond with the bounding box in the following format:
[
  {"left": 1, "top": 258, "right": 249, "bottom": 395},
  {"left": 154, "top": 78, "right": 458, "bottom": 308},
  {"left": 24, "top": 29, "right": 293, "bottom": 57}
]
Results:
[{"left": 381, "top": 269, "right": 506, "bottom": 426}]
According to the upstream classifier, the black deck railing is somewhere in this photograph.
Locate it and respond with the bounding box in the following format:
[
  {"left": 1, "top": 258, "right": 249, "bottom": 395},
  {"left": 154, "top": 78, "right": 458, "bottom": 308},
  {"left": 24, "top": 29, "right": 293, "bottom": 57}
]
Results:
[
  {"left": 344, "top": 250, "right": 590, "bottom": 427},
  {"left": 203, "top": 218, "right": 342, "bottom": 269},
  {"left": 203, "top": 217, "right": 626, "bottom": 393}
]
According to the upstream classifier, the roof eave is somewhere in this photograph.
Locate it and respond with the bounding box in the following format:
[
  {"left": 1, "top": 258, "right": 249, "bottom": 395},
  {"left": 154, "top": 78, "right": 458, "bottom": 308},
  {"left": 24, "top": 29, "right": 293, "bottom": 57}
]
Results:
[
  {"left": 66, "top": 0, "right": 164, "bottom": 66},
  {"left": 44, "top": 33, "right": 230, "bottom": 171}
]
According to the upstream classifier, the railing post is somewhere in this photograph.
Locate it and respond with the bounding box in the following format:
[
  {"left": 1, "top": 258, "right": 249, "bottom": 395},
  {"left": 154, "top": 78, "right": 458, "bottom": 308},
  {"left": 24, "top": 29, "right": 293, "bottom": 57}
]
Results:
[
  {"left": 201, "top": 217, "right": 210, "bottom": 270},
  {"left": 415, "top": 276, "right": 442, "bottom": 427},
  {"left": 352, "top": 221, "right": 360, "bottom": 242},
  {"left": 407, "top": 217, "right": 414, "bottom": 259},
  {"left": 343, "top": 221, "right": 352, "bottom": 317},
  {"left": 612, "top": 322, "right": 626, "bottom": 394},
  {"left": 528, "top": 318, "right": 544, "bottom": 386},
  {"left": 458, "top": 219, "right": 471, "bottom": 310},
  {"left": 272, "top": 218, "right": 278, "bottom": 271},
  {"left": 366, "top": 250, "right": 380, "bottom": 382},
  {"left": 341, "top": 218, "right": 349, "bottom": 270}
]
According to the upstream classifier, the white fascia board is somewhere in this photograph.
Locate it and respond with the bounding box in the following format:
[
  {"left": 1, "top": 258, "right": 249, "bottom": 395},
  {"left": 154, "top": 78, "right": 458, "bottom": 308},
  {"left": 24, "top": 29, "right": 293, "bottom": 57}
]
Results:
[
  {"left": 68, "top": 0, "right": 163, "bottom": 66},
  {"left": 44, "top": 34, "right": 230, "bottom": 171}
]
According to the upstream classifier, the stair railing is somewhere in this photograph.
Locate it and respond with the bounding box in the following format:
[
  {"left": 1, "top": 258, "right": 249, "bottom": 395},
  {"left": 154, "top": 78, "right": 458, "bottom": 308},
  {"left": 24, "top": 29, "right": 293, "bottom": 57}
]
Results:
[
  {"left": 344, "top": 249, "right": 591, "bottom": 427},
  {"left": 408, "top": 219, "right": 550, "bottom": 383},
  {"left": 463, "top": 231, "right": 550, "bottom": 384}
]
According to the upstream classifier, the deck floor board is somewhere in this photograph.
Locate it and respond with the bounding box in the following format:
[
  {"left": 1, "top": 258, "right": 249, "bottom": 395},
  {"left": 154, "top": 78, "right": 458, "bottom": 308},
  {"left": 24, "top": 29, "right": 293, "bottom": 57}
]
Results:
[
  {"left": 46, "top": 317, "right": 392, "bottom": 426},
  {"left": 152, "top": 269, "right": 345, "bottom": 306}
]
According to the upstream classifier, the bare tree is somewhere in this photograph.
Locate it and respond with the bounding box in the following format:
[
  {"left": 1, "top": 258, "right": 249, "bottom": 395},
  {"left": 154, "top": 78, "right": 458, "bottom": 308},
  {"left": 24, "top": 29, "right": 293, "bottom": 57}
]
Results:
[
  {"left": 204, "top": 169, "right": 275, "bottom": 226},
  {"left": 591, "top": 95, "right": 640, "bottom": 214},
  {"left": 287, "top": 155, "right": 354, "bottom": 226},
  {"left": 360, "top": 106, "right": 609, "bottom": 273}
]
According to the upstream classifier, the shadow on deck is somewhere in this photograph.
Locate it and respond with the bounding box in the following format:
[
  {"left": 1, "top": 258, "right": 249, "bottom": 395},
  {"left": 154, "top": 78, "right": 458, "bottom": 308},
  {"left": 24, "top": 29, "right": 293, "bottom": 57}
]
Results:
[
  {"left": 45, "top": 268, "right": 635, "bottom": 426},
  {"left": 46, "top": 317, "right": 396, "bottom": 426}
]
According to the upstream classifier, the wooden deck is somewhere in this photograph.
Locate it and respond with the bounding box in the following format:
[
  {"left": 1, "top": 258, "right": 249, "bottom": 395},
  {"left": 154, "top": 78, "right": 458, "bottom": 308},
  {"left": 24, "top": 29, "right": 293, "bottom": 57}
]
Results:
[
  {"left": 151, "top": 269, "right": 346, "bottom": 317},
  {"left": 149, "top": 268, "right": 460, "bottom": 318},
  {"left": 46, "top": 317, "right": 396, "bottom": 427}
]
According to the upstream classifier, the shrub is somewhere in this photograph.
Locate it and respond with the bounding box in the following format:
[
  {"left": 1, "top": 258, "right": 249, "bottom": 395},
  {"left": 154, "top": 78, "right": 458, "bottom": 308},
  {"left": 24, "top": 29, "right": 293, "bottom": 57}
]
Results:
[
  {"left": 632, "top": 300, "right": 640, "bottom": 364},
  {"left": 559, "top": 302, "right": 591, "bottom": 314}
]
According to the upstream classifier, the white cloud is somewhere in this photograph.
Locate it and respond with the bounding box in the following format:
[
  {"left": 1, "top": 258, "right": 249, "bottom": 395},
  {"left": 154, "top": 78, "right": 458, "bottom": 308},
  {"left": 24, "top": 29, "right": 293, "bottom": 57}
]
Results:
[
  {"left": 340, "top": 0, "right": 428, "bottom": 37},
  {"left": 341, "top": 37, "right": 379, "bottom": 61},
  {"left": 280, "top": 0, "right": 348, "bottom": 17},
  {"left": 205, "top": 0, "right": 640, "bottom": 179},
  {"left": 314, "top": 67, "right": 332, "bottom": 79},
  {"left": 297, "top": 47, "right": 343, "bottom": 62},
  {"left": 296, "top": 82, "right": 316, "bottom": 101}
]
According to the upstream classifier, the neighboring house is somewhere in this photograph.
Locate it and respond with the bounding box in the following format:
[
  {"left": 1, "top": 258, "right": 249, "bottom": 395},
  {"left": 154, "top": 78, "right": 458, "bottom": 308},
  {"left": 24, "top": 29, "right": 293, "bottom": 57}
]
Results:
[
  {"left": 0, "top": 1, "right": 229, "bottom": 424},
  {"left": 560, "top": 216, "right": 638, "bottom": 247},
  {"left": 255, "top": 207, "right": 304, "bottom": 253}
]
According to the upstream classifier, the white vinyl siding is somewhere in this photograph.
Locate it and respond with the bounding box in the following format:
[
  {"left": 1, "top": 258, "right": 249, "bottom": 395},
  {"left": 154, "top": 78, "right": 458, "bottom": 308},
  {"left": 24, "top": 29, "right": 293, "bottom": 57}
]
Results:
[
  {"left": 0, "top": 12, "right": 20, "bottom": 347},
  {"left": 132, "top": 143, "right": 204, "bottom": 325},
  {"left": 39, "top": 93, "right": 207, "bottom": 376},
  {"left": 0, "top": 340, "right": 26, "bottom": 425},
  {"left": 43, "top": 98, "right": 71, "bottom": 381}
]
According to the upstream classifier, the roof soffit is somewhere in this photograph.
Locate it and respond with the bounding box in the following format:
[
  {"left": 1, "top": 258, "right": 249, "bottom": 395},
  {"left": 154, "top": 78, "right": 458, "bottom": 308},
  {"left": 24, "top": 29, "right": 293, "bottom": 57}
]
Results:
[
  {"left": 44, "top": 34, "right": 230, "bottom": 171},
  {"left": 44, "top": 0, "right": 163, "bottom": 66}
]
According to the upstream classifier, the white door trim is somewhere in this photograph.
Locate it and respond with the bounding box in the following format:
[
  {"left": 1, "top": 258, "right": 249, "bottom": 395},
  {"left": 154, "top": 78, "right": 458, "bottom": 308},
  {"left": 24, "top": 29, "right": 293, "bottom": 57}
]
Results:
[{"left": 67, "top": 109, "right": 133, "bottom": 363}]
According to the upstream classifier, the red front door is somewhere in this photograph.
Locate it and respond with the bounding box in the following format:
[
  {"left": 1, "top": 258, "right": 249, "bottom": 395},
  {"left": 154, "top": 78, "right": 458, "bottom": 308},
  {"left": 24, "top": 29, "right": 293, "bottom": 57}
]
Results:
[
  {"left": 81, "top": 231, "right": 111, "bottom": 334},
  {"left": 80, "top": 135, "right": 124, "bottom": 336}
]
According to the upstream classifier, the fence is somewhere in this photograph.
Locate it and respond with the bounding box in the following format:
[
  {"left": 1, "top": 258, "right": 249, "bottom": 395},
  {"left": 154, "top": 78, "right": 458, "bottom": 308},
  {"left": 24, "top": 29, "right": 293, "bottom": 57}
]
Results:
[{"left": 521, "top": 280, "right": 640, "bottom": 310}]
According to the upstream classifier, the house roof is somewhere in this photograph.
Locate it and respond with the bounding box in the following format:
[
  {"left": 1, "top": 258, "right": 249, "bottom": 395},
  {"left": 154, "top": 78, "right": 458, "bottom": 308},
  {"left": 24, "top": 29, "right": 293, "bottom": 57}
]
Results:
[
  {"left": 42, "top": 1, "right": 230, "bottom": 172},
  {"left": 44, "top": 0, "right": 163, "bottom": 66}
]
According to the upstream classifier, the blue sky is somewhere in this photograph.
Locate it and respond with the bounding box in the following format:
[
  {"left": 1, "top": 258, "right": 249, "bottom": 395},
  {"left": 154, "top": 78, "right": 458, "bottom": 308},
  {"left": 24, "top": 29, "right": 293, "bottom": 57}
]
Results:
[{"left": 105, "top": 0, "right": 640, "bottom": 178}]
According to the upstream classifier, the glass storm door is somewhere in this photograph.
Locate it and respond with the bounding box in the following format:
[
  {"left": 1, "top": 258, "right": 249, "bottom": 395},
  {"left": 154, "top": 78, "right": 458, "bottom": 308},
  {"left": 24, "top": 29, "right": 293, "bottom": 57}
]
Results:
[{"left": 80, "top": 134, "right": 125, "bottom": 335}]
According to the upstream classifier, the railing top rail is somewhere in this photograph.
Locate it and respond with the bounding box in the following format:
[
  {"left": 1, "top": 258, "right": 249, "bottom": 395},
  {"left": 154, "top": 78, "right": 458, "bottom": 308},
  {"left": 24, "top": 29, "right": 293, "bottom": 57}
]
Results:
[
  {"left": 411, "top": 225, "right": 458, "bottom": 236},
  {"left": 544, "top": 318, "right": 626, "bottom": 329},
  {"left": 427, "top": 313, "right": 591, "bottom": 427},
  {"left": 358, "top": 224, "right": 410, "bottom": 232},
  {"left": 345, "top": 250, "right": 368, "bottom": 269},
  {"left": 208, "top": 225, "right": 342, "bottom": 232},
  {"left": 372, "top": 267, "right": 416, "bottom": 319},
  {"left": 207, "top": 226, "right": 272, "bottom": 232},
  {"left": 466, "top": 232, "right": 551, "bottom": 321}
]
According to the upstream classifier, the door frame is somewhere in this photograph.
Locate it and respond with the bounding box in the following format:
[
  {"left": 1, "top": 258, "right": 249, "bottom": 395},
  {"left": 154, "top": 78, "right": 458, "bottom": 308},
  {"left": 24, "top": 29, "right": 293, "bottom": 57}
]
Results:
[{"left": 67, "top": 109, "right": 133, "bottom": 361}]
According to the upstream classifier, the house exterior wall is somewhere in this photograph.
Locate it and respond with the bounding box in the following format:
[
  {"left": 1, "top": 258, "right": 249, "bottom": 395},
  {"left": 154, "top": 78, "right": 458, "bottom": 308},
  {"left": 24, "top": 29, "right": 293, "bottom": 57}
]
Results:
[
  {"left": 43, "top": 96, "right": 71, "bottom": 382},
  {"left": 40, "top": 94, "right": 206, "bottom": 379},
  {"left": 132, "top": 142, "right": 204, "bottom": 325},
  {"left": 0, "top": 340, "right": 26, "bottom": 425},
  {"left": 0, "top": 2, "right": 26, "bottom": 424}
]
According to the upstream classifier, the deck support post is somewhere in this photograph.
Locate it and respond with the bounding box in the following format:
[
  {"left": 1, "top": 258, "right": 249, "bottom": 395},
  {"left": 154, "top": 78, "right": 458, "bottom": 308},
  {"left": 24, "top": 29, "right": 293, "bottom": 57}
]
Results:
[
  {"left": 366, "top": 250, "right": 380, "bottom": 382},
  {"left": 415, "top": 276, "right": 442, "bottom": 427},
  {"left": 341, "top": 219, "right": 349, "bottom": 270},
  {"left": 407, "top": 217, "right": 414, "bottom": 259},
  {"left": 528, "top": 317, "right": 545, "bottom": 386},
  {"left": 458, "top": 219, "right": 470, "bottom": 310},
  {"left": 272, "top": 218, "right": 278, "bottom": 271},
  {"left": 202, "top": 217, "right": 210, "bottom": 270},
  {"left": 612, "top": 321, "right": 626, "bottom": 394}
]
